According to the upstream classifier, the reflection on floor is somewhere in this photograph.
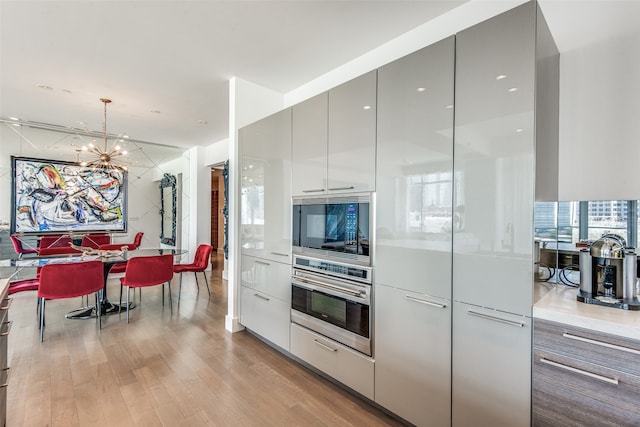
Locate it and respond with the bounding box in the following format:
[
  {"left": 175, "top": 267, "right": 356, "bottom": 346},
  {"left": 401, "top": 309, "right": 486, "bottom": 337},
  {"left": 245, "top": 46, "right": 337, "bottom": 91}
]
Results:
[{"left": 7, "top": 251, "right": 401, "bottom": 426}]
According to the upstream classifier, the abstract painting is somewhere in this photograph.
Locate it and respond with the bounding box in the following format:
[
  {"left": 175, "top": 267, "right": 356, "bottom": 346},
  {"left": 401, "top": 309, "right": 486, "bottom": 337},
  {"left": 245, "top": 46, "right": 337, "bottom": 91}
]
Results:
[{"left": 11, "top": 156, "right": 127, "bottom": 234}]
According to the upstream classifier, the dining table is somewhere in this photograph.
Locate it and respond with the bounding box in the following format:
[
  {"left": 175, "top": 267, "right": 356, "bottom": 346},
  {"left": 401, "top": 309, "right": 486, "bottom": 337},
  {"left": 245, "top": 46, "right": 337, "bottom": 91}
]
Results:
[{"left": 0, "top": 248, "right": 186, "bottom": 319}]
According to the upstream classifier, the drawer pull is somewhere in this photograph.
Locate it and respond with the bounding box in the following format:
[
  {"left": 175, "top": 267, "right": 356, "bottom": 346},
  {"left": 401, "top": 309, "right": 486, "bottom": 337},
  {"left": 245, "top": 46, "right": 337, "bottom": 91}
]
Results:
[
  {"left": 0, "top": 321, "right": 11, "bottom": 337},
  {"left": 302, "top": 189, "right": 325, "bottom": 193},
  {"left": 467, "top": 310, "right": 525, "bottom": 328},
  {"left": 540, "top": 357, "right": 619, "bottom": 385},
  {"left": 270, "top": 252, "right": 289, "bottom": 258},
  {"left": 0, "top": 298, "right": 12, "bottom": 310},
  {"left": 562, "top": 333, "right": 640, "bottom": 356},
  {"left": 255, "top": 260, "right": 270, "bottom": 266},
  {"left": 328, "top": 186, "right": 355, "bottom": 191},
  {"left": 0, "top": 367, "right": 9, "bottom": 388},
  {"left": 253, "top": 293, "right": 270, "bottom": 302},
  {"left": 313, "top": 339, "right": 337, "bottom": 352},
  {"left": 405, "top": 295, "right": 447, "bottom": 309}
]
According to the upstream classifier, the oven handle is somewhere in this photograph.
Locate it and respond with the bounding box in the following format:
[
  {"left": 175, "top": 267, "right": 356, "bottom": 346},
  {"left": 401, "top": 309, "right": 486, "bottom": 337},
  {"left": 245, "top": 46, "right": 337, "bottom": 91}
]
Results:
[{"left": 292, "top": 276, "right": 365, "bottom": 298}]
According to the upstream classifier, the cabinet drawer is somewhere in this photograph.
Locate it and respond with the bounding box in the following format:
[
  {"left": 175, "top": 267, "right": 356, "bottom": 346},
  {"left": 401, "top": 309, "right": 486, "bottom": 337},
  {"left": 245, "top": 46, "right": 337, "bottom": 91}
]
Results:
[
  {"left": 533, "top": 348, "right": 640, "bottom": 426},
  {"left": 0, "top": 321, "right": 9, "bottom": 372},
  {"left": 290, "top": 323, "right": 374, "bottom": 400},
  {"left": 240, "top": 286, "right": 290, "bottom": 351},
  {"left": 534, "top": 318, "right": 640, "bottom": 378},
  {"left": 240, "top": 255, "right": 291, "bottom": 303}
]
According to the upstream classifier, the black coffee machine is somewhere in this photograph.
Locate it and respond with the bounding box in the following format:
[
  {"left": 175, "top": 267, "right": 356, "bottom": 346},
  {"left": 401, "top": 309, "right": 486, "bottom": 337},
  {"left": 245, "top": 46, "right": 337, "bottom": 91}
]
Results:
[{"left": 578, "top": 234, "right": 640, "bottom": 310}]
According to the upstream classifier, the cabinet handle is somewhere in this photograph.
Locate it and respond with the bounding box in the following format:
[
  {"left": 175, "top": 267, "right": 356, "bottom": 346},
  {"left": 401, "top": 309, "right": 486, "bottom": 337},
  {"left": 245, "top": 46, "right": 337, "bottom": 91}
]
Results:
[
  {"left": 253, "top": 293, "right": 270, "bottom": 301},
  {"left": 467, "top": 310, "right": 525, "bottom": 328},
  {"left": 254, "top": 260, "right": 270, "bottom": 266},
  {"left": 405, "top": 295, "right": 447, "bottom": 309},
  {"left": 328, "top": 186, "right": 355, "bottom": 191},
  {"left": 270, "top": 252, "right": 289, "bottom": 258},
  {"left": 313, "top": 339, "right": 338, "bottom": 352},
  {"left": 562, "top": 333, "right": 640, "bottom": 356},
  {"left": 0, "top": 298, "right": 12, "bottom": 310},
  {"left": 302, "top": 189, "right": 325, "bottom": 193},
  {"left": 0, "top": 367, "right": 9, "bottom": 388},
  {"left": 539, "top": 357, "right": 619, "bottom": 385},
  {"left": 0, "top": 321, "right": 11, "bottom": 337}
]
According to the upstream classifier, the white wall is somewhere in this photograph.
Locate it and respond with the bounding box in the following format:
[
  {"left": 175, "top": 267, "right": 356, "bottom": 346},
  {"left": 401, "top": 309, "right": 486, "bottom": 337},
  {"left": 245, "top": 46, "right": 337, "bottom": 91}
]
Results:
[{"left": 558, "top": 30, "right": 640, "bottom": 201}]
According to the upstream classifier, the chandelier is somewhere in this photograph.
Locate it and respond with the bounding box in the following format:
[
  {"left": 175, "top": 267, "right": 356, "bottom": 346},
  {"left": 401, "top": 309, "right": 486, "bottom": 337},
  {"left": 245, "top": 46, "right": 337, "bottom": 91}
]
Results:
[{"left": 79, "top": 98, "right": 128, "bottom": 170}]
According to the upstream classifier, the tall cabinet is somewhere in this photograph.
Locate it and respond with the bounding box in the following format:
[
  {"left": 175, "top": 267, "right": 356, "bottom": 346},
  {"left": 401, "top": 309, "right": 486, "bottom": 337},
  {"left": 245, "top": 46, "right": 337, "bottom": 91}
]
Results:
[
  {"left": 239, "top": 108, "right": 293, "bottom": 351},
  {"left": 374, "top": 36, "right": 455, "bottom": 427},
  {"left": 452, "top": 2, "right": 559, "bottom": 426}
]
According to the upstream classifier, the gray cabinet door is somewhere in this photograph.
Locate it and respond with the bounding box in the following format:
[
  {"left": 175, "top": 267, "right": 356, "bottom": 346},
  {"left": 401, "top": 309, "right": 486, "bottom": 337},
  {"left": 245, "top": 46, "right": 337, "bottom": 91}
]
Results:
[
  {"left": 452, "top": 301, "right": 532, "bottom": 427},
  {"left": 453, "top": 1, "right": 538, "bottom": 316},
  {"left": 292, "top": 93, "right": 328, "bottom": 196},
  {"left": 375, "top": 285, "right": 451, "bottom": 427},
  {"left": 240, "top": 108, "right": 292, "bottom": 263},
  {"left": 376, "top": 36, "right": 454, "bottom": 297},
  {"left": 327, "top": 70, "right": 377, "bottom": 193}
]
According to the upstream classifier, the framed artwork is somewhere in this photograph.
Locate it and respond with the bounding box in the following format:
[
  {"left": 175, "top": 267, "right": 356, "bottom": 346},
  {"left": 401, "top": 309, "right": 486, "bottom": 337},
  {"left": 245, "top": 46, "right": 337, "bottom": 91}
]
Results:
[{"left": 11, "top": 156, "right": 128, "bottom": 235}]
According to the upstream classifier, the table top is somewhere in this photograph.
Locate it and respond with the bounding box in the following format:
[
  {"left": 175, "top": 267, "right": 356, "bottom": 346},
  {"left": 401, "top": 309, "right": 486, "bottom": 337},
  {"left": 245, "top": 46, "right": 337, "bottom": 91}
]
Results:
[{"left": 0, "top": 248, "right": 186, "bottom": 269}]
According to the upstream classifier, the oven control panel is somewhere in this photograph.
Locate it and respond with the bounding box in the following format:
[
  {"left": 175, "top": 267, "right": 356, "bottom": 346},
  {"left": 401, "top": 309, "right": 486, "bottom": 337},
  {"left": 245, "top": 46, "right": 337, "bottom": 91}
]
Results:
[{"left": 293, "top": 255, "right": 371, "bottom": 284}]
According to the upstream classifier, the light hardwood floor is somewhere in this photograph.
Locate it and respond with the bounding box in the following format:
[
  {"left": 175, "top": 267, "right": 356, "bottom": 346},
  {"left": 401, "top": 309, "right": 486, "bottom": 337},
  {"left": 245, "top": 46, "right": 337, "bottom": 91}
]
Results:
[{"left": 7, "top": 253, "right": 403, "bottom": 426}]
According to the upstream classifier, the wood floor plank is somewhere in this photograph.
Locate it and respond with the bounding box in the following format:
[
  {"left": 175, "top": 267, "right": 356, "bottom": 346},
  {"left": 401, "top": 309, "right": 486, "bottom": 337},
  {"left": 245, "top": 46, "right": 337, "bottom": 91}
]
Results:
[{"left": 7, "top": 253, "right": 404, "bottom": 426}]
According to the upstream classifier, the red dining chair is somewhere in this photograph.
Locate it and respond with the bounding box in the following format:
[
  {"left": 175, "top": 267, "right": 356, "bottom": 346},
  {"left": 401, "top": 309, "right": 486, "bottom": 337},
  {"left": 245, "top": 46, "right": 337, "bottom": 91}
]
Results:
[
  {"left": 173, "top": 244, "right": 213, "bottom": 303},
  {"left": 119, "top": 254, "right": 174, "bottom": 323},
  {"left": 38, "top": 245, "right": 82, "bottom": 256},
  {"left": 37, "top": 260, "right": 104, "bottom": 342},
  {"left": 81, "top": 233, "right": 111, "bottom": 249},
  {"left": 39, "top": 235, "right": 72, "bottom": 249},
  {"left": 99, "top": 232, "right": 144, "bottom": 275},
  {"left": 9, "top": 235, "right": 38, "bottom": 258}
]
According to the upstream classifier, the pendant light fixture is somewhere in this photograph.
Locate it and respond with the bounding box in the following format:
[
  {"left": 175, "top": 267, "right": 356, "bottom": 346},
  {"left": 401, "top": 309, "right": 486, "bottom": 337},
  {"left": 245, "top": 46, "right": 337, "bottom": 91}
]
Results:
[{"left": 79, "top": 98, "right": 128, "bottom": 170}]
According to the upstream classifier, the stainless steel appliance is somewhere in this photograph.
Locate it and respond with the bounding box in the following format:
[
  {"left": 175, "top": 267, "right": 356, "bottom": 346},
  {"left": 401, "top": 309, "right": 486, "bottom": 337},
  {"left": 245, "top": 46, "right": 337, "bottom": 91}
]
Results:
[
  {"left": 291, "top": 255, "right": 372, "bottom": 356},
  {"left": 578, "top": 234, "right": 640, "bottom": 310},
  {"left": 292, "top": 193, "right": 371, "bottom": 266}
]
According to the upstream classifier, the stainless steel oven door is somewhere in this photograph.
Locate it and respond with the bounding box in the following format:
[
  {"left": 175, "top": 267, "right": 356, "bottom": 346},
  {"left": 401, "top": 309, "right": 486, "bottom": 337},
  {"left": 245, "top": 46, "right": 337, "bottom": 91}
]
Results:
[{"left": 291, "top": 269, "right": 371, "bottom": 356}]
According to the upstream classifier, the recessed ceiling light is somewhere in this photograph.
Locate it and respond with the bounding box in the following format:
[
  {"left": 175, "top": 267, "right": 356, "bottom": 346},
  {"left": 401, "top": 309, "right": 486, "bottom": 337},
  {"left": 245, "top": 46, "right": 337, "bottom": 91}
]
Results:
[
  {"left": 445, "top": 105, "right": 453, "bottom": 109},
  {"left": 61, "top": 89, "right": 72, "bottom": 94},
  {"left": 508, "top": 87, "right": 518, "bottom": 93},
  {"left": 36, "top": 83, "right": 53, "bottom": 90},
  {"left": 363, "top": 105, "right": 371, "bottom": 110},
  {"left": 416, "top": 87, "right": 426, "bottom": 92},
  {"left": 12, "top": 123, "right": 21, "bottom": 127},
  {"left": 496, "top": 74, "right": 508, "bottom": 80},
  {"left": 197, "top": 120, "right": 208, "bottom": 125},
  {"left": 516, "top": 128, "right": 524, "bottom": 133},
  {"left": 122, "top": 134, "right": 129, "bottom": 139},
  {"left": 149, "top": 109, "right": 161, "bottom": 114},
  {"left": 8, "top": 116, "right": 19, "bottom": 121}
]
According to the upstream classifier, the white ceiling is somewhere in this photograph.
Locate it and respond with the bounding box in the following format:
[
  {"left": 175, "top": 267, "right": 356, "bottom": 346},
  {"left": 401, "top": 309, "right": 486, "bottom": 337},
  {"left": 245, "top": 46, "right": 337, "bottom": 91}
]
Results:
[{"left": 2, "top": 0, "right": 639, "bottom": 152}]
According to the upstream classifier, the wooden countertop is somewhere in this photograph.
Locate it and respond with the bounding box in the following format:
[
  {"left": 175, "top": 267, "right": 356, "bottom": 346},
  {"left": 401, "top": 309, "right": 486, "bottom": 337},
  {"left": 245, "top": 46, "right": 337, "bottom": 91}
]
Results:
[{"left": 533, "top": 284, "right": 640, "bottom": 340}]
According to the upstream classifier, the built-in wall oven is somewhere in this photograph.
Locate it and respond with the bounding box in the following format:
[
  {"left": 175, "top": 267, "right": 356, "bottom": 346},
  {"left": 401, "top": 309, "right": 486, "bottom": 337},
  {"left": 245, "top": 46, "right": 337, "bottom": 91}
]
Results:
[{"left": 291, "top": 255, "right": 372, "bottom": 356}]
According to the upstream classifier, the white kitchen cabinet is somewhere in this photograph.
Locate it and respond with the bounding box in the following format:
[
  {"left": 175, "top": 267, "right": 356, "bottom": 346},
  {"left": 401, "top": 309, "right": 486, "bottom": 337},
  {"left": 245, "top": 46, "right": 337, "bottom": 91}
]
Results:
[
  {"left": 239, "top": 108, "right": 292, "bottom": 264},
  {"left": 452, "top": 301, "right": 532, "bottom": 427},
  {"left": 327, "top": 70, "right": 377, "bottom": 194},
  {"left": 291, "top": 93, "right": 328, "bottom": 196},
  {"left": 453, "top": 1, "right": 559, "bottom": 315},
  {"left": 374, "top": 285, "right": 450, "bottom": 427},
  {"left": 290, "top": 323, "right": 374, "bottom": 400},
  {"left": 375, "top": 36, "right": 454, "bottom": 298},
  {"left": 291, "top": 71, "right": 377, "bottom": 196},
  {"left": 240, "top": 255, "right": 291, "bottom": 351}
]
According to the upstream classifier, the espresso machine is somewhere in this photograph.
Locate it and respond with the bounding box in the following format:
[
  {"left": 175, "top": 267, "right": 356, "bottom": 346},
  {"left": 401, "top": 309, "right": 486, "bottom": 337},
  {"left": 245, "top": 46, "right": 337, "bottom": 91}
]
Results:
[{"left": 578, "top": 234, "right": 640, "bottom": 310}]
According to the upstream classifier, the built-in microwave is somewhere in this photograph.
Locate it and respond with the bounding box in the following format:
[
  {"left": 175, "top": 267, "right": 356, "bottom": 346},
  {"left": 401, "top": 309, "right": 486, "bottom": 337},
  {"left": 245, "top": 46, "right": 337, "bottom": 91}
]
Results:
[{"left": 292, "top": 193, "right": 372, "bottom": 266}]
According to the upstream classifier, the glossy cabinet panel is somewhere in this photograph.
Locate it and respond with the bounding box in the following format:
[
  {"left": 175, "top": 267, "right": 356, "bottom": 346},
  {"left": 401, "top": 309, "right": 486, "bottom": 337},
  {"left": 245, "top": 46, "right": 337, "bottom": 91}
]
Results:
[
  {"left": 452, "top": 301, "right": 532, "bottom": 427},
  {"left": 374, "top": 285, "right": 450, "bottom": 426},
  {"left": 327, "top": 70, "right": 377, "bottom": 193},
  {"left": 453, "top": 2, "right": 537, "bottom": 315},
  {"left": 239, "top": 255, "right": 291, "bottom": 350},
  {"left": 0, "top": 280, "right": 8, "bottom": 427},
  {"left": 292, "top": 93, "right": 328, "bottom": 196},
  {"left": 240, "top": 109, "right": 292, "bottom": 263},
  {"left": 376, "top": 36, "right": 454, "bottom": 297},
  {"left": 290, "top": 323, "right": 374, "bottom": 400}
]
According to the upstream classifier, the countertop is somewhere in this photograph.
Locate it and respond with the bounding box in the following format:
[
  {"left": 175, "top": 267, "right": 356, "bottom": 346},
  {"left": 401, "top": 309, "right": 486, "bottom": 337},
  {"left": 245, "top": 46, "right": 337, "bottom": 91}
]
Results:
[{"left": 533, "top": 284, "right": 640, "bottom": 341}]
